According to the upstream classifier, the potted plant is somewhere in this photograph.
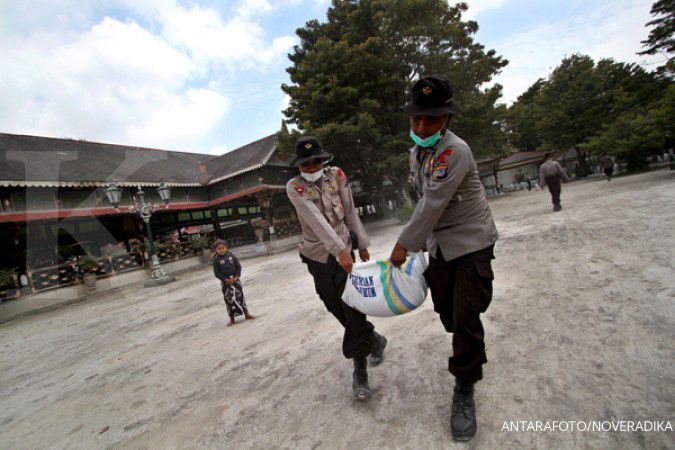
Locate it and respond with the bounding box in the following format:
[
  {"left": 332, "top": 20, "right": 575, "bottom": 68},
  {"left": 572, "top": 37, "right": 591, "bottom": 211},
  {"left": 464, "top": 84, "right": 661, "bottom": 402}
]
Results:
[
  {"left": 250, "top": 217, "right": 268, "bottom": 242},
  {"left": 77, "top": 256, "right": 99, "bottom": 288},
  {"left": 0, "top": 269, "right": 18, "bottom": 300},
  {"left": 190, "top": 236, "right": 212, "bottom": 263}
]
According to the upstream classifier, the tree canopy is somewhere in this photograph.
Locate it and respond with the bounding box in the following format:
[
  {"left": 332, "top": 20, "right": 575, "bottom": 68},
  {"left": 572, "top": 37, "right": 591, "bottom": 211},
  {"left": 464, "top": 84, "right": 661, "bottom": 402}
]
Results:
[
  {"left": 638, "top": 0, "right": 674, "bottom": 77},
  {"left": 278, "top": 0, "right": 509, "bottom": 195},
  {"left": 505, "top": 54, "right": 669, "bottom": 174}
]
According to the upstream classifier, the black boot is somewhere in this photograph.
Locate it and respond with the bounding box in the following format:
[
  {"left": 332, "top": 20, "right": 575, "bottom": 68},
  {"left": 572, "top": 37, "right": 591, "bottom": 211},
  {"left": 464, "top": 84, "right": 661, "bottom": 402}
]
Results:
[
  {"left": 352, "top": 357, "right": 371, "bottom": 400},
  {"left": 368, "top": 332, "right": 388, "bottom": 367},
  {"left": 451, "top": 379, "right": 477, "bottom": 441}
]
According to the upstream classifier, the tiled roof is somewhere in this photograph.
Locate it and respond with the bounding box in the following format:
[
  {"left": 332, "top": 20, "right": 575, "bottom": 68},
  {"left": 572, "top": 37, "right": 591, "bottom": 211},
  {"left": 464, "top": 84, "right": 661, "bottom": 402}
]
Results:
[
  {"left": 204, "top": 134, "right": 277, "bottom": 185},
  {"left": 499, "top": 150, "right": 549, "bottom": 168},
  {"left": 0, "top": 133, "right": 283, "bottom": 187}
]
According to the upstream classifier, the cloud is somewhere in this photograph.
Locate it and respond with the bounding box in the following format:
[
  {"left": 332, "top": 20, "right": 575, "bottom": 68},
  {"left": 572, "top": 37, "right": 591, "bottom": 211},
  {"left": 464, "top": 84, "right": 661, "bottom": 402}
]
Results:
[
  {"left": 159, "top": 4, "right": 297, "bottom": 71},
  {"left": 126, "top": 88, "right": 230, "bottom": 150},
  {"left": 463, "top": 0, "right": 510, "bottom": 19},
  {"left": 488, "top": 0, "right": 663, "bottom": 103},
  {"left": 0, "top": 0, "right": 297, "bottom": 152},
  {"left": 237, "top": 0, "right": 274, "bottom": 18}
]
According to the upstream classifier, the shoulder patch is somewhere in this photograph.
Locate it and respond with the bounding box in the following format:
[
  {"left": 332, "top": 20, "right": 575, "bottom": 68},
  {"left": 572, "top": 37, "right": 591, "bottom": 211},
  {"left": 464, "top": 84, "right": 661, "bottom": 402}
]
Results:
[
  {"left": 294, "top": 185, "right": 305, "bottom": 195},
  {"left": 337, "top": 168, "right": 344, "bottom": 179},
  {"left": 437, "top": 148, "right": 453, "bottom": 163}
]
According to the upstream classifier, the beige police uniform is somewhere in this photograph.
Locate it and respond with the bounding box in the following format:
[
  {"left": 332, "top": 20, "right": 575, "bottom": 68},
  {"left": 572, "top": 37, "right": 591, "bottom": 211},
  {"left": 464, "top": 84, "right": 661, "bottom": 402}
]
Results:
[
  {"left": 397, "top": 130, "right": 498, "bottom": 382},
  {"left": 398, "top": 131, "right": 498, "bottom": 260},
  {"left": 286, "top": 165, "right": 376, "bottom": 359},
  {"left": 538, "top": 160, "right": 569, "bottom": 187},
  {"left": 286, "top": 166, "right": 370, "bottom": 263}
]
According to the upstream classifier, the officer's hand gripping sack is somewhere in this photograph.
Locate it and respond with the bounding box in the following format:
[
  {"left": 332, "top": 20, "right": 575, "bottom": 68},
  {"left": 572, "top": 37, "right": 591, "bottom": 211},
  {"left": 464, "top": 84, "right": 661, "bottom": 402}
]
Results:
[{"left": 342, "top": 252, "right": 428, "bottom": 317}]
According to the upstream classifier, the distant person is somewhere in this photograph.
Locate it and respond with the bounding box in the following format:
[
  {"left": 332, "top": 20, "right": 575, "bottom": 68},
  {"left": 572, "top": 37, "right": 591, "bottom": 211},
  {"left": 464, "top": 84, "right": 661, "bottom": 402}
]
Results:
[
  {"left": 599, "top": 154, "right": 614, "bottom": 181},
  {"left": 286, "top": 136, "right": 387, "bottom": 401},
  {"left": 212, "top": 239, "right": 254, "bottom": 326},
  {"left": 539, "top": 155, "right": 569, "bottom": 211}
]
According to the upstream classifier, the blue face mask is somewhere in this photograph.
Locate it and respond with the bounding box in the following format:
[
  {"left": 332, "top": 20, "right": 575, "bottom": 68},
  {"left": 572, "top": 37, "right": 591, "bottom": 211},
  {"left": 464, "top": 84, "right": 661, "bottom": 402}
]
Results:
[{"left": 410, "top": 129, "right": 442, "bottom": 148}]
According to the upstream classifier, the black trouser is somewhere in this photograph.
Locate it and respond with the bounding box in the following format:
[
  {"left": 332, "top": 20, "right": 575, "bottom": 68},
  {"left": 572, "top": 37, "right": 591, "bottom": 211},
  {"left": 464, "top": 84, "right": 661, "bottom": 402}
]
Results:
[
  {"left": 604, "top": 167, "right": 613, "bottom": 180},
  {"left": 425, "top": 245, "right": 495, "bottom": 382},
  {"left": 545, "top": 176, "right": 561, "bottom": 207},
  {"left": 302, "top": 254, "right": 375, "bottom": 359}
]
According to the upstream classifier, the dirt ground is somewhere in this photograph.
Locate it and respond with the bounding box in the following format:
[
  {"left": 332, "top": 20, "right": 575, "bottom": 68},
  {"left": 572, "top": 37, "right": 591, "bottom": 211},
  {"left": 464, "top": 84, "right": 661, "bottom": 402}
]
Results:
[{"left": 1, "top": 169, "right": 673, "bottom": 449}]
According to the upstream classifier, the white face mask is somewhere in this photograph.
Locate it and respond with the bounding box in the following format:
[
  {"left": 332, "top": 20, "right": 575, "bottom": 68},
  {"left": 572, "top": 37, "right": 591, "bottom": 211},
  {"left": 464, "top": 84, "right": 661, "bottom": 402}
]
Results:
[{"left": 300, "top": 169, "right": 324, "bottom": 183}]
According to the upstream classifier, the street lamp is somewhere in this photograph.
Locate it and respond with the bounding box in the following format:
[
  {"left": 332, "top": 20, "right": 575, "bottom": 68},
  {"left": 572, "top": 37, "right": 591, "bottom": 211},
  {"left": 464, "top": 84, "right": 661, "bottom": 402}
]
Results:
[
  {"left": 105, "top": 182, "right": 175, "bottom": 286},
  {"left": 157, "top": 182, "right": 171, "bottom": 205},
  {"left": 105, "top": 183, "right": 122, "bottom": 208}
]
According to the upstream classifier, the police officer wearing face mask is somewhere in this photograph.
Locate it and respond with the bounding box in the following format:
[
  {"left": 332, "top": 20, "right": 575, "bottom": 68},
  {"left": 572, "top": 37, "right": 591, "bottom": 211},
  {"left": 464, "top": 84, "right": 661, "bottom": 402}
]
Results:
[
  {"left": 389, "top": 75, "right": 499, "bottom": 441},
  {"left": 286, "top": 136, "right": 388, "bottom": 401}
]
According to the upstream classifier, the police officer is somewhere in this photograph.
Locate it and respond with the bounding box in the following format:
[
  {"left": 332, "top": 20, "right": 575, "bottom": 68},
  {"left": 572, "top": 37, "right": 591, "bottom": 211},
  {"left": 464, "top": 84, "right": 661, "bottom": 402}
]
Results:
[
  {"left": 539, "top": 155, "right": 570, "bottom": 211},
  {"left": 599, "top": 153, "right": 614, "bottom": 181},
  {"left": 389, "top": 75, "right": 499, "bottom": 441},
  {"left": 286, "top": 136, "right": 387, "bottom": 400}
]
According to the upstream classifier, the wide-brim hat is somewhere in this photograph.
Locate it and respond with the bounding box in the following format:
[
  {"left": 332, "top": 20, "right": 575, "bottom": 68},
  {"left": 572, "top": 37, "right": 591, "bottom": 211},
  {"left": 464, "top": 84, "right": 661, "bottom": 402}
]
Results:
[
  {"left": 291, "top": 136, "right": 333, "bottom": 168},
  {"left": 400, "top": 75, "right": 462, "bottom": 117}
]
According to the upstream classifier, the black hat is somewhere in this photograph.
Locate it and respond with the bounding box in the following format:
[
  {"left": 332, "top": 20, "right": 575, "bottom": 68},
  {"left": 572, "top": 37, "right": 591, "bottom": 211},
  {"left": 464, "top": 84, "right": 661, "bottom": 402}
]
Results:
[
  {"left": 212, "top": 239, "right": 229, "bottom": 250},
  {"left": 290, "top": 136, "right": 333, "bottom": 168},
  {"left": 400, "top": 75, "right": 462, "bottom": 117}
]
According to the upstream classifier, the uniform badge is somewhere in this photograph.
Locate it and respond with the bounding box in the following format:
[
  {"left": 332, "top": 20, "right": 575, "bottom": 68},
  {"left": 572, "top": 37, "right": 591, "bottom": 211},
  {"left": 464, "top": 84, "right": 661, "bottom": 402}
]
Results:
[
  {"left": 307, "top": 189, "right": 315, "bottom": 199},
  {"left": 422, "top": 86, "right": 432, "bottom": 95},
  {"left": 228, "top": 257, "right": 234, "bottom": 262},
  {"left": 432, "top": 162, "right": 449, "bottom": 181},
  {"left": 438, "top": 148, "right": 453, "bottom": 163},
  {"left": 304, "top": 143, "right": 312, "bottom": 149},
  {"left": 219, "top": 260, "right": 225, "bottom": 264},
  {"left": 295, "top": 185, "right": 304, "bottom": 195}
]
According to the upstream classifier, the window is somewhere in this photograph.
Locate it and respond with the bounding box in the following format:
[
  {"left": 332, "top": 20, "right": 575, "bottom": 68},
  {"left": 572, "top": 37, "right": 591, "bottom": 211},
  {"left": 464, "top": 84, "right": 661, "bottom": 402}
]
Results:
[
  {"left": 78, "top": 220, "right": 102, "bottom": 233},
  {"left": 237, "top": 207, "right": 248, "bottom": 215},
  {"left": 192, "top": 211, "right": 205, "bottom": 220},
  {"left": 178, "top": 212, "right": 191, "bottom": 222},
  {"left": 248, "top": 206, "right": 260, "bottom": 214},
  {"left": 217, "top": 208, "right": 229, "bottom": 217},
  {"left": 205, "top": 210, "right": 212, "bottom": 218},
  {"left": 161, "top": 214, "right": 175, "bottom": 224}
]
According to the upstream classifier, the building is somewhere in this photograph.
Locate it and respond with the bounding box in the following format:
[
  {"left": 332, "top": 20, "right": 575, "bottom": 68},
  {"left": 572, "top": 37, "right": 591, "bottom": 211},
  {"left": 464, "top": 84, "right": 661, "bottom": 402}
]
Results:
[{"left": 0, "top": 133, "right": 302, "bottom": 298}]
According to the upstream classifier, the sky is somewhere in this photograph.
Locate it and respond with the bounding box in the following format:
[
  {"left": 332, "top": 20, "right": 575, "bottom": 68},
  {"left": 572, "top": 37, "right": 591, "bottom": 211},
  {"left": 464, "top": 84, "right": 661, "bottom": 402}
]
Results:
[{"left": 0, "top": 0, "right": 664, "bottom": 155}]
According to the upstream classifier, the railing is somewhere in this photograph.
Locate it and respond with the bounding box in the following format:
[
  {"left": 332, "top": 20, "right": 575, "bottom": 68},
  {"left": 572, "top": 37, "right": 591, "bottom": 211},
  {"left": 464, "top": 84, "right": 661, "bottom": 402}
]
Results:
[
  {"left": 27, "top": 262, "right": 80, "bottom": 293},
  {"left": 26, "top": 251, "right": 146, "bottom": 294},
  {"left": 110, "top": 251, "right": 145, "bottom": 274},
  {"left": 156, "top": 242, "right": 195, "bottom": 262},
  {"left": 274, "top": 220, "right": 302, "bottom": 238}
]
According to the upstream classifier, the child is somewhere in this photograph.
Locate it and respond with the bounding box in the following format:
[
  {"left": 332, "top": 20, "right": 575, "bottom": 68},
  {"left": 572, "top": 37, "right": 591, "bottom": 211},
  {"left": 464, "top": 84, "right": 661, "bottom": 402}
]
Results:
[{"left": 212, "top": 239, "right": 254, "bottom": 326}]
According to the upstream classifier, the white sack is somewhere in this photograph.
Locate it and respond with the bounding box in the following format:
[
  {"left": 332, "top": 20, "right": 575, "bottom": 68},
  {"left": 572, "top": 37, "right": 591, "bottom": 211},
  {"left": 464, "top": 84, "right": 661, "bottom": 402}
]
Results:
[{"left": 342, "top": 252, "right": 428, "bottom": 317}]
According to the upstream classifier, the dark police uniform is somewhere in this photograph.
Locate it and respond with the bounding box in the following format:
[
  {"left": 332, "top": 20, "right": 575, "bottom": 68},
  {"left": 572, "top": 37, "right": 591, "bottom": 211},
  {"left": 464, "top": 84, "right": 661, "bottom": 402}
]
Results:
[{"left": 212, "top": 251, "right": 248, "bottom": 317}]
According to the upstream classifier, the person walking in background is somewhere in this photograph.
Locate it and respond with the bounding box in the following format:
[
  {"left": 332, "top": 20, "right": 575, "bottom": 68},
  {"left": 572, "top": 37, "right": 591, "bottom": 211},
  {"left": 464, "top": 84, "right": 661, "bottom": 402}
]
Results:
[
  {"left": 599, "top": 153, "right": 614, "bottom": 181},
  {"left": 539, "top": 155, "right": 570, "bottom": 211}
]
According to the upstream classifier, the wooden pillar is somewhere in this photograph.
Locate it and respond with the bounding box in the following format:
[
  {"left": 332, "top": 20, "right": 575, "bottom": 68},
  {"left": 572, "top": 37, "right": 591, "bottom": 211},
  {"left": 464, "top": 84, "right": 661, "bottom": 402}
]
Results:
[{"left": 211, "top": 207, "right": 222, "bottom": 238}]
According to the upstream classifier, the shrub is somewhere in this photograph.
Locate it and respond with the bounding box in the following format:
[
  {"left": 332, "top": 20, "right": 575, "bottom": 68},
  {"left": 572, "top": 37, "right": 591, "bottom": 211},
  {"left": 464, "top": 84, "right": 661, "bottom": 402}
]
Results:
[
  {"left": 77, "top": 256, "right": 99, "bottom": 273},
  {"left": 394, "top": 204, "right": 416, "bottom": 223}
]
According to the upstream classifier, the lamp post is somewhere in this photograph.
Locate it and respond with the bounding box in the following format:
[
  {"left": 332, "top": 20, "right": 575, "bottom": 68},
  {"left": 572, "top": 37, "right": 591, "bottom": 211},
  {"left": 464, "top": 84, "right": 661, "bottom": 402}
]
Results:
[{"left": 105, "top": 182, "right": 175, "bottom": 286}]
